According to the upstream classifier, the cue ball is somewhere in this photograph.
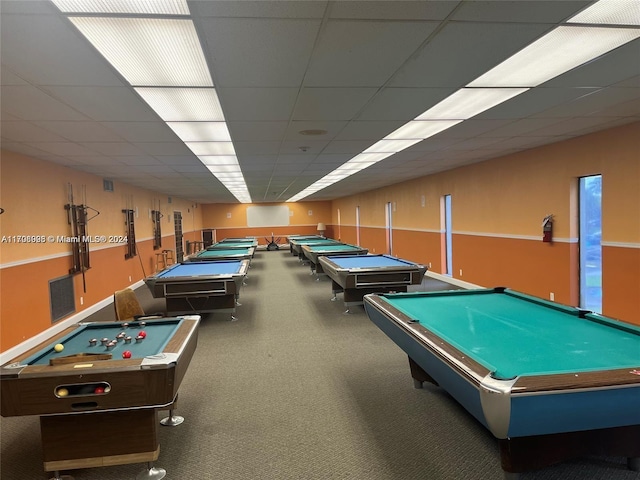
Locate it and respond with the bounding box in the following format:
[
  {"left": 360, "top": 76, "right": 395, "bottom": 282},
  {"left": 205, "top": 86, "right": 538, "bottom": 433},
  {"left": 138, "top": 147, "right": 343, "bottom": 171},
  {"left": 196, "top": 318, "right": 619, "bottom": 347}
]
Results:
[
  {"left": 54, "top": 344, "right": 64, "bottom": 353},
  {"left": 122, "top": 350, "right": 132, "bottom": 359},
  {"left": 56, "top": 388, "right": 69, "bottom": 397}
]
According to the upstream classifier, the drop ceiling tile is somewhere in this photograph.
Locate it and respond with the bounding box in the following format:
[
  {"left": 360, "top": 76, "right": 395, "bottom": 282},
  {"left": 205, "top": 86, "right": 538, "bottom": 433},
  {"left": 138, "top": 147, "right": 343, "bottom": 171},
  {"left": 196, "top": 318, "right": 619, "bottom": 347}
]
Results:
[
  {"left": 78, "top": 142, "right": 146, "bottom": 156},
  {"left": 33, "top": 121, "right": 125, "bottom": 142},
  {"left": 101, "top": 122, "right": 177, "bottom": 142},
  {"left": 304, "top": 20, "right": 438, "bottom": 87},
  {"left": 194, "top": 1, "right": 328, "bottom": 19},
  {"left": 227, "top": 121, "right": 289, "bottom": 142},
  {"left": 218, "top": 88, "right": 299, "bottom": 121},
  {"left": 330, "top": 1, "right": 458, "bottom": 20},
  {"left": 280, "top": 140, "right": 332, "bottom": 154},
  {"left": 199, "top": 17, "right": 321, "bottom": 87},
  {"left": 334, "top": 120, "right": 405, "bottom": 141},
  {"left": 1, "top": 121, "right": 67, "bottom": 142},
  {"left": 2, "top": 86, "right": 89, "bottom": 121},
  {"left": 284, "top": 121, "right": 347, "bottom": 142},
  {"left": 234, "top": 141, "right": 281, "bottom": 155},
  {"left": 292, "top": 88, "right": 378, "bottom": 121},
  {"left": 132, "top": 142, "right": 192, "bottom": 156},
  {"left": 30, "top": 142, "right": 98, "bottom": 156}
]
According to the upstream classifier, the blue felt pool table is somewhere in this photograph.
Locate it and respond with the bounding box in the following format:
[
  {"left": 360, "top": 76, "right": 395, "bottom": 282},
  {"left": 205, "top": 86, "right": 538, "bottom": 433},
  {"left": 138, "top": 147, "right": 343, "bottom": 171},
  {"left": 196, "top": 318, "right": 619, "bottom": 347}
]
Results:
[
  {"left": 145, "top": 260, "right": 249, "bottom": 316},
  {"left": 187, "top": 246, "right": 255, "bottom": 261},
  {"left": 1, "top": 316, "right": 199, "bottom": 476},
  {"left": 363, "top": 287, "right": 640, "bottom": 478},
  {"left": 301, "top": 243, "right": 369, "bottom": 274},
  {"left": 319, "top": 254, "right": 427, "bottom": 311}
]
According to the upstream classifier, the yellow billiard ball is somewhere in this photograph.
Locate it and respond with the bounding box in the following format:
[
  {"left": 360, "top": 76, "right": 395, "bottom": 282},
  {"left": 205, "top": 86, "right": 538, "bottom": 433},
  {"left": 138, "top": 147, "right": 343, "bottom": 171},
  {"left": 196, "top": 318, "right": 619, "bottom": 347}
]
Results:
[
  {"left": 54, "top": 344, "right": 64, "bottom": 353},
  {"left": 56, "top": 388, "right": 69, "bottom": 397}
]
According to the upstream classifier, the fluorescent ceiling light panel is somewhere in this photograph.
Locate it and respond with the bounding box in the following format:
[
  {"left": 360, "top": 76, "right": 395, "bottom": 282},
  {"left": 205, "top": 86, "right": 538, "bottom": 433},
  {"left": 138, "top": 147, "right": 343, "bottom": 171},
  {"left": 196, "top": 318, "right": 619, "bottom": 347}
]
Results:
[
  {"left": 135, "top": 88, "right": 224, "bottom": 121},
  {"left": 186, "top": 142, "right": 236, "bottom": 155},
  {"left": 385, "top": 120, "right": 463, "bottom": 140},
  {"left": 52, "top": 0, "right": 189, "bottom": 15},
  {"left": 167, "top": 122, "right": 231, "bottom": 142},
  {"left": 349, "top": 152, "right": 394, "bottom": 163},
  {"left": 416, "top": 88, "right": 528, "bottom": 120},
  {"left": 469, "top": 26, "right": 640, "bottom": 87},
  {"left": 567, "top": 0, "right": 640, "bottom": 26},
  {"left": 337, "top": 162, "right": 377, "bottom": 171},
  {"left": 70, "top": 18, "right": 211, "bottom": 86},
  {"left": 206, "top": 165, "right": 242, "bottom": 174},
  {"left": 198, "top": 156, "right": 239, "bottom": 166},
  {"left": 364, "top": 138, "right": 423, "bottom": 153}
]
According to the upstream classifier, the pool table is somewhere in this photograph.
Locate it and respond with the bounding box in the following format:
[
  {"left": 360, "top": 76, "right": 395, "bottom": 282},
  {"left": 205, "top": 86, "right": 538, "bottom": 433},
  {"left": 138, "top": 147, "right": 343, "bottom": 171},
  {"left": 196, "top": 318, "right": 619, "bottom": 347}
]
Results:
[
  {"left": 145, "top": 260, "right": 249, "bottom": 317},
  {"left": 0, "top": 316, "right": 199, "bottom": 477},
  {"left": 290, "top": 237, "right": 341, "bottom": 258},
  {"left": 207, "top": 242, "right": 258, "bottom": 254},
  {"left": 301, "top": 243, "right": 369, "bottom": 274},
  {"left": 319, "top": 254, "right": 427, "bottom": 312},
  {"left": 363, "top": 287, "right": 640, "bottom": 478},
  {"left": 209, "top": 237, "right": 258, "bottom": 248},
  {"left": 186, "top": 247, "right": 255, "bottom": 262}
]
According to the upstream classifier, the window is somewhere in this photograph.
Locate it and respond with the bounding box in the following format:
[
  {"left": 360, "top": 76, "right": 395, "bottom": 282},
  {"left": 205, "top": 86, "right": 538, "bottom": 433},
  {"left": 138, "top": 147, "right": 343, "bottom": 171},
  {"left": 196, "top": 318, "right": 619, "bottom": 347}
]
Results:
[
  {"left": 444, "top": 194, "right": 453, "bottom": 275},
  {"left": 579, "top": 175, "right": 602, "bottom": 312}
]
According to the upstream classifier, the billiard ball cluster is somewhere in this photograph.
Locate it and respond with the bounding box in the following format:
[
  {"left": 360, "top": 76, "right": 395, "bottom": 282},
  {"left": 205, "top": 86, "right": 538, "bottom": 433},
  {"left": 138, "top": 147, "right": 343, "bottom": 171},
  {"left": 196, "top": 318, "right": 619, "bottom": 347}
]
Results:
[
  {"left": 56, "top": 383, "right": 111, "bottom": 397},
  {"left": 87, "top": 321, "right": 147, "bottom": 358}
]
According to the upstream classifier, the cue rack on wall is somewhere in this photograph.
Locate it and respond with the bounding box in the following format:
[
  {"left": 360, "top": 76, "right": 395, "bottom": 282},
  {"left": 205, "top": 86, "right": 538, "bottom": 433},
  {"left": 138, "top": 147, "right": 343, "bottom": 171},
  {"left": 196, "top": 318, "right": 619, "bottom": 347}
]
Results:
[
  {"left": 151, "top": 198, "right": 163, "bottom": 250},
  {"left": 65, "top": 183, "right": 99, "bottom": 293},
  {"left": 122, "top": 194, "right": 137, "bottom": 260}
]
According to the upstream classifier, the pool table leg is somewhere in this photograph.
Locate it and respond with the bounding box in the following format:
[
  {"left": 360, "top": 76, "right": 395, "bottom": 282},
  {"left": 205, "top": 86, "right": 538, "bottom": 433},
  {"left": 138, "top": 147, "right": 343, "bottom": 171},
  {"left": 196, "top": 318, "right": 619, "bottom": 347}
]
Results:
[
  {"left": 49, "top": 473, "right": 74, "bottom": 480},
  {"left": 629, "top": 456, "right": 640, "bottom": 471},
  {"left": 136, "top": 463, "right": 166, "bottom": 480},
  {"left": 408, "top": 356, "right": 439, "bottom": 389}
]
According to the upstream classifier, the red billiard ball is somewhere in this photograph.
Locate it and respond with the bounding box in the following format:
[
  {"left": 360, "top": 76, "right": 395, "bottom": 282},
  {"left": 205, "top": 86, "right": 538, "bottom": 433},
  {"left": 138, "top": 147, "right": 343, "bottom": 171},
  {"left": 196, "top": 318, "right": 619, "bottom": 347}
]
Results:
[
  {"left": 94, "top": 386, "right": 105, "bottom": 394},
  {"left": 122, "top": 350, "right": 132, "bottom": 359},
  {"left": 138, "top": 330, "right": 147, "bottom": 338}
]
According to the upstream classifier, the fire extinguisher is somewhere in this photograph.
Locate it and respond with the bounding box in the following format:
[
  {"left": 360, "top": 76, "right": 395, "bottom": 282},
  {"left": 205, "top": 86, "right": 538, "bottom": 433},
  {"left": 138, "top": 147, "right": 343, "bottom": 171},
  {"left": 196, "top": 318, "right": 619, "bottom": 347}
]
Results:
[{"left": 542, "top": 214, "right": 553, "bottom": 243}]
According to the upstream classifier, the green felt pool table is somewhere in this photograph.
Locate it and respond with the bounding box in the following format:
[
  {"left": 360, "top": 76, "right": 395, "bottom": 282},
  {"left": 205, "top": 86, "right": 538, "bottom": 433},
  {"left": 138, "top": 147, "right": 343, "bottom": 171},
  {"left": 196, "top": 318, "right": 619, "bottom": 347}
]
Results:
[
  {"left": 0, "top": 316, "right": 199, "bottom": 477},
  {"left": 290, "top": 237, "right": 341, "bottom": 258},
  {"left": 363, "top": 287, "right": 640, "bottom": 478}
]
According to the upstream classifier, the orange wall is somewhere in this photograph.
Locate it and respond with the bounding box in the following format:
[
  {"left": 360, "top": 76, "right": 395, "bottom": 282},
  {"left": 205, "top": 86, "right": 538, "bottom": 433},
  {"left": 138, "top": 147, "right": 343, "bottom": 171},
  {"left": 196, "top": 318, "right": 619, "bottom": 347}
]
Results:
[
  {"left": 0, "top": 151, "right": 203, "bottom": 351},
  {"left": 331, "top": 122, "right": 640, "bottom": 325},
  {"left": 200, "top": 202, "right": 332, "bottom": 244}
]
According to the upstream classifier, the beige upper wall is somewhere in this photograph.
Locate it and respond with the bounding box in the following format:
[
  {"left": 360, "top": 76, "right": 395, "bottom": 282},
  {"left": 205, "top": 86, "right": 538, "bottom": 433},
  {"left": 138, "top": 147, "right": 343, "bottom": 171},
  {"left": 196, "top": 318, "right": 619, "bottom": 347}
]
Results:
[
  {"left": 0, "top": 150, "right": 203, "bottom": 264},
  {"left": 332, "top": 122, "right": 640, "bottom": 244}
]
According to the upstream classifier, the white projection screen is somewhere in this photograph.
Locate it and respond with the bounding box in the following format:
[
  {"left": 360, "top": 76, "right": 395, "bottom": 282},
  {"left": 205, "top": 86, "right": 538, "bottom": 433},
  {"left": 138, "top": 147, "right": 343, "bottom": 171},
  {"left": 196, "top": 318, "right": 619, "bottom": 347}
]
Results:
[{"left": 246, "top": 206, "right": 290, "bottom": 227}]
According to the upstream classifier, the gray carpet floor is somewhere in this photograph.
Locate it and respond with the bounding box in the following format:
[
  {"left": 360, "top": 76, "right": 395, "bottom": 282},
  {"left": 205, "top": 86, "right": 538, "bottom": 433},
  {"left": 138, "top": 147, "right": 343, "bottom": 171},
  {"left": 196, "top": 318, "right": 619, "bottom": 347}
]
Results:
[{"left": 1, "top": 250, "right": 638, "bottom": 480}]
